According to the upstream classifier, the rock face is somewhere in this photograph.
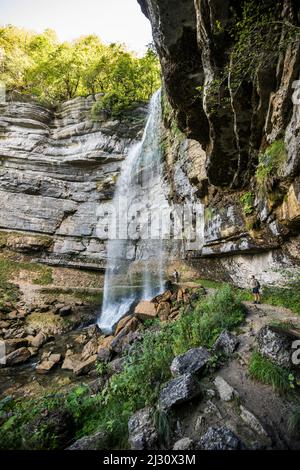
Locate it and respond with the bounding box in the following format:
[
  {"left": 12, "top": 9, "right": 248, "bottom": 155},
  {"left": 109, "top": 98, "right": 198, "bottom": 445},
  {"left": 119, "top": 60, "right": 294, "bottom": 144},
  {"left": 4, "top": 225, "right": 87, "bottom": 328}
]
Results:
[
  {"left": 0, "top": 95, "right": 147, "bottom": 270},
  {"left": 159, "top": 373, "right": 201, "bottom": 409},
  {"left": 170, "top": 347, "right": 211, "bottom": 377},
  {"left": 138, "top": 0, "right": 300, "bottom": 286}
]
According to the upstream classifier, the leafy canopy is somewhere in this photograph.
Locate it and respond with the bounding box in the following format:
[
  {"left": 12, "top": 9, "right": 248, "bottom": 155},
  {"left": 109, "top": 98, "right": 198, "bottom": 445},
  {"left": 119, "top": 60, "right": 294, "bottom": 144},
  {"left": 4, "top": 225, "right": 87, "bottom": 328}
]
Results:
[{"left": 0, "top": 25, "right": 161, "bottom": 113}]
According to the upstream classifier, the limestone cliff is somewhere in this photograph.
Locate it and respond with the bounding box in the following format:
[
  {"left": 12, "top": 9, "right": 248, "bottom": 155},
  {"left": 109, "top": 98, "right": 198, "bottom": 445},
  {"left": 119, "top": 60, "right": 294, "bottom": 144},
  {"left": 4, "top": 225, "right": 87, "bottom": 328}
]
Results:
[
  {"left": 0, "top": 93, "right": 147, "bottom": 270},
  {"left": 139, "top": 0, "right": 300, "bottom": 286}
]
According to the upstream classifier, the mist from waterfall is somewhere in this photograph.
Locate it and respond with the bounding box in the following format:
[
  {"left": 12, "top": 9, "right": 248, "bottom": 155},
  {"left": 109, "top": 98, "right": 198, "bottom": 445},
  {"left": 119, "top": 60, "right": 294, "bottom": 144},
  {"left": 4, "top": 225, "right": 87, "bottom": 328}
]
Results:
[{"left": 98, "top": 90, "right": 168, "bottom": 333}]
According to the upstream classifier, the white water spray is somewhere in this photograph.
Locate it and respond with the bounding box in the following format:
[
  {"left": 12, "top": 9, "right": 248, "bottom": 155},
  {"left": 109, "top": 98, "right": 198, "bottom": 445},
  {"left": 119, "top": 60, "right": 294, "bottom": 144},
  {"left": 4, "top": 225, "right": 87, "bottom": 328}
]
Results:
[{"left": 98, "top": 90, "right": 168, "bottom": 333}]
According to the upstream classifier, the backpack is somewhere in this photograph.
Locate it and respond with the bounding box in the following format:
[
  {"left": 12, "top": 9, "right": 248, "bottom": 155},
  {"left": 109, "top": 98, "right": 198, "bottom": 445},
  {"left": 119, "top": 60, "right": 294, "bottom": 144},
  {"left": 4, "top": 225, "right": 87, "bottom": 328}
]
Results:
[{"left": 256, "top": 280, "right": 261, "bottom": 289}]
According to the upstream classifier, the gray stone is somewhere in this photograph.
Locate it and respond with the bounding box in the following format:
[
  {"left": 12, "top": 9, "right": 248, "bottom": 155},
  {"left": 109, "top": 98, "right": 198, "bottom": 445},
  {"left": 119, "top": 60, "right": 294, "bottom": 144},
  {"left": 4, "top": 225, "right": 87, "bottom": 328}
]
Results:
[
  {"left": 239, "top": 406, "right": 271, "bottom": 444},
  {"left": 170, "top": 347, "right": 211, "bottom": 377},
  {"left": 213, "top": 330, "right": 239, "bottom": 356},
  {"left": 256, "top": 325, "right": 296, "bottom": 368},
  {"left": 128, "top": 407, "right": 158, "bottom": 450},
  {"left": 198, "top": 427, "right": 244, "bottom": 450},
  {"left": 173, "top": 437, "right": 194, "bottom": 450},
  {"left": 159, "top": 373, "right": 201, "bottom": 409},
  {"left": 108, "top": 357, "right": 125, "bottom": 375},
  {"left": 66, "top": 431, "right": 107, "bottom": 450},
  {"left": 31, "top": 332, "right": 48, "bottom": 348},
  {"left": 214, "top": 376, "right": 237, "bottom": 402}
]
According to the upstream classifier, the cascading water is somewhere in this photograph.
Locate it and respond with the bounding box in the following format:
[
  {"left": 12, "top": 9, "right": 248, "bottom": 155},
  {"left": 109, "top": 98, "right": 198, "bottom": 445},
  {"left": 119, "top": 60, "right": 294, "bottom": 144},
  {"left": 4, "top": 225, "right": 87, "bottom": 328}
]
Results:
[{"left": 98, "top": 90, "right": 168, "bottom": 333}]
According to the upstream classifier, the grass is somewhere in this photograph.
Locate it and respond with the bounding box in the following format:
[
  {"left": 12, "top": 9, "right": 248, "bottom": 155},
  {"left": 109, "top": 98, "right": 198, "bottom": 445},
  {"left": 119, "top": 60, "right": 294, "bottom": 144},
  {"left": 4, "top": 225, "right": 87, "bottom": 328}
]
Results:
[
  {"left": 249, "top": 351, "right": 293, "bottom": 394},
  {"left": 0, "top": 285, "right": 245, "bottom": 450},
  {"left": 39, "top": 287, "right": 103, "bottom": 305},
  {"left": 195, "top": 278, "right": 226, "bottom": 289},
  {"left": 260, "top": 286, "right": 300, "bottom": 315}
]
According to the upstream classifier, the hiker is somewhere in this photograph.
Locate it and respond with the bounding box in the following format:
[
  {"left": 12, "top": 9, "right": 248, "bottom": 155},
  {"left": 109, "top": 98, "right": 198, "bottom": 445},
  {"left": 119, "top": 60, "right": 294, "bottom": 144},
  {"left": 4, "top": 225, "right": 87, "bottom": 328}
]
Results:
[
  {"left": 251, "top": 275, "right": 261, "bottom": 304},
  {"left": 173, "top": 270, "right": 179, "bottom": 283}
]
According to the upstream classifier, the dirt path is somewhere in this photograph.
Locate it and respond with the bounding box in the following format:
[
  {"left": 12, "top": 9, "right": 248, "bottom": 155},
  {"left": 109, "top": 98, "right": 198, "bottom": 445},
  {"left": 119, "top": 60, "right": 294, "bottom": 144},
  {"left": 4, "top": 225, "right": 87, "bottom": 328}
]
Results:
[{"left": 179, "top": 301, "right": 300, "bottom": 449}]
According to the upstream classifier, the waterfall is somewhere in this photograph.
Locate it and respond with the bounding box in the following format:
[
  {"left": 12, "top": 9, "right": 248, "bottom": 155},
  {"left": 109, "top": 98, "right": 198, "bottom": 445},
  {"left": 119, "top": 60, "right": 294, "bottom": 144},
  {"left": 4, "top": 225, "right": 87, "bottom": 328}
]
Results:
[{"left": 98, "top": 90, "right": 168, "bottom": 333}]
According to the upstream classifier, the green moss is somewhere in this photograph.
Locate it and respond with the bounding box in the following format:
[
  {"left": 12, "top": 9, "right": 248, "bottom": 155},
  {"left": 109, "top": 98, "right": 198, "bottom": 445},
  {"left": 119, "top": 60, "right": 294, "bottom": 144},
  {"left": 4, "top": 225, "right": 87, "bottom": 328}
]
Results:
[
  {"left": 204, "top": 207, "right": 214, "bottom": 223},
  {"left": 249, "top": 351, "right": 294, "bottom": 393},
  {"left": 240, "top": 191, "right": 255, "bottom": 215},
  {"left": 256, "top": 139, "right": 287, "bottom": 191}
]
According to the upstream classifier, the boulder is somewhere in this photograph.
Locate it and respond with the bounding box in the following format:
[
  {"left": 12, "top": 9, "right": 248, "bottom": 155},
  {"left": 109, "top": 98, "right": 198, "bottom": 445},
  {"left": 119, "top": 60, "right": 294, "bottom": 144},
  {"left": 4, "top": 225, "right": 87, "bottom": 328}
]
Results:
[
  {"left": 61, "top": 354, "right": 81, "bottom": 371},
  {"left": 213, "top": 330, "right": 239, "bottom": 356},
  {"left": 256, "top": 325, "right": 297, "bottom": 368},
  {"left": 173, "top": 437, "right": 194, "bottom": 450},
  {"left": 4, "top": 338, "right": 28, "bottom": 355},
  {"left": 128, "top": 407, "right": 158, "bottom": 450},
  {"left": 198, "top": 427, "right": 244, "bottom": 450},
  {"left": 74, "top": 354, "right": 97, "bottom": 376},
  {"left": 66, "top": 431, "right": 108, "bottom": 450},
  {"left": 36, "top": 353, "right": 61, "bottom": 374},
  {"left": 214, "top": 376, "right": 237, "bottom": 402},
  {"left": 97, "top": 348, "right": 111, "bottom": 363},
  {"left": 157, "top": 301, "right": 170, "bottom": 321},
  {"left": 114, "top": 315, "right": 133, "bottom": 335},
  {"left": 153, "top": 290, "right": 172, "bottom": 303},
  {"left": 98, "top": 335, "right": 114, "bottom": 351},
  {"left": 170, "top": 347, "right": 211, "bottom": 377},
  {"left": 5, "top": 347, "right": 31, "bottom": 366},
  {"left": 31, "top": 332, "right": 48, "bottom": 348},
  {"left": 108, "top": 357, "right": 125, "bottom": 375},
  {"left": 81, "top": 338, "right": 99, "bottom": 361},
  {"left": 239, "top": 406, "right": 271, "bottom": 444},
  {"left": 134, "top": 301, "right": 157, "bottom": 320},
  {"left": 159, "top": 373, "right": 201, "bottom": 409}
]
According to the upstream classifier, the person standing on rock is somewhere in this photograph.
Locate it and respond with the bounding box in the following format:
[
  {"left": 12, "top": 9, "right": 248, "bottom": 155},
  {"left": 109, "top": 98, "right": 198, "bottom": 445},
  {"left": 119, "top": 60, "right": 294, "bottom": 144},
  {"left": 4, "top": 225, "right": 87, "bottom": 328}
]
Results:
[
  {"left": 173, "top": 270, "right": 180, "bottom": 283},
  {"left": 251, "top": 275, "right": 261, "bottom": 304}
]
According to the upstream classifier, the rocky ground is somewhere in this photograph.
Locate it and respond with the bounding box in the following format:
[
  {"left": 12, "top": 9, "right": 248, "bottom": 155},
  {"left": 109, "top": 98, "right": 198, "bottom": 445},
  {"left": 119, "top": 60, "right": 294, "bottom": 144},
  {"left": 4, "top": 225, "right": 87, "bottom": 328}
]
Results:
[{"left": 1, "top": 264, "right": 300, "bottom": 449}]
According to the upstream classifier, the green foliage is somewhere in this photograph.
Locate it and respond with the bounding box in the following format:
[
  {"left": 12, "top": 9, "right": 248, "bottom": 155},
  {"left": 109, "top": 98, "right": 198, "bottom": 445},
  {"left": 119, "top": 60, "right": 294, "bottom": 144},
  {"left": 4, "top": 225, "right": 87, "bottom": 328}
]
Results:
[
  {"left": 32, "top": 266, "right": 53, "bottom": 285},
  {"left": 256, "top": 139, "right": 287, "bottom": 191},
  {"left": 172, "top": 285, "right": 246, "bottom": 353},
  {"left": 260, "top": 286, "right": 300, "bottom": 315},
  {"left": 195, "top": 278, "right": 225, "bottom": 289},
  {"left": 0, "top": 26, "right": 161, "bottom": 111},
  {"left": 240, "top": 191, "right": 255, "bottom": 215},
  {"left": 249, "top": 352, "right": 293, "bottom": 393}
]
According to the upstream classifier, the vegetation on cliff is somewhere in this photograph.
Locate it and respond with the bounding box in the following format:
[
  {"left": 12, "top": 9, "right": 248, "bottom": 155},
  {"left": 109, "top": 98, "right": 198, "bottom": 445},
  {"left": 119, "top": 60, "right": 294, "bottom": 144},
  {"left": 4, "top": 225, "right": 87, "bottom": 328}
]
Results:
[{"left": 0, "top": 25, "right": 160, "bottom": 114}]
